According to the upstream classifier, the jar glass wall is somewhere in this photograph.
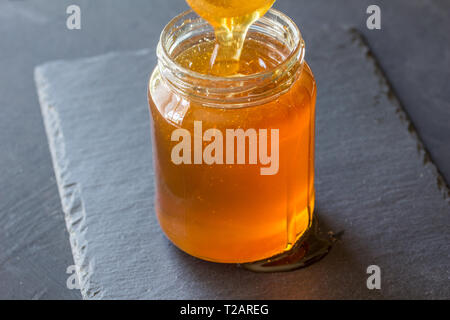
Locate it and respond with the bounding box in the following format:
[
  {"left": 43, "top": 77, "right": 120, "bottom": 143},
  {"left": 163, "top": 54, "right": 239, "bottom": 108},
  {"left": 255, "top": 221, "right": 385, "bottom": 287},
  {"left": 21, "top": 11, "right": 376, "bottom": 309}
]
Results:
[{"left": 148, "top": 9, "right": 316, "bottom": 263}]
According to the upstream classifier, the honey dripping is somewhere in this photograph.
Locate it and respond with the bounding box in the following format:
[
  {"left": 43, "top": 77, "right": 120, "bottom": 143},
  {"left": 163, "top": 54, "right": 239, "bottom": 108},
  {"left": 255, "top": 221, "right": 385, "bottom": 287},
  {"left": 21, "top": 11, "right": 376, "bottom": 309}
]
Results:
[{"left": 185, "top": 0, "right": 275, "bottom": 76}]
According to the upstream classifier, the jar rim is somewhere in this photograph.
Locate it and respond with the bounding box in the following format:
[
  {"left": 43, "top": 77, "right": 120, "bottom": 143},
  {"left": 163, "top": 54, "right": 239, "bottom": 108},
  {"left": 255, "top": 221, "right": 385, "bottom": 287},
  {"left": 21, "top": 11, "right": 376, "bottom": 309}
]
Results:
[
  {"left": 158, "top": 8, "right": 304, "bottom": 82},
  {"left": 156, "top": 8, "right": 305, "bottom": 106}
]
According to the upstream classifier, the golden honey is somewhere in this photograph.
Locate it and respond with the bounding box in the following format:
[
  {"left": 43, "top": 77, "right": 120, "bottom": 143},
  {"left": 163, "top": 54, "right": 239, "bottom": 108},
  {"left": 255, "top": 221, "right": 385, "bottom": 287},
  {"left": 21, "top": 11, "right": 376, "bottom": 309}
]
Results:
[
  {"left": 148, "top": 9, "right": 316, "bottom": 263},
  {"left": 185, "top": 0, "right": 275, "bottom": 75}
]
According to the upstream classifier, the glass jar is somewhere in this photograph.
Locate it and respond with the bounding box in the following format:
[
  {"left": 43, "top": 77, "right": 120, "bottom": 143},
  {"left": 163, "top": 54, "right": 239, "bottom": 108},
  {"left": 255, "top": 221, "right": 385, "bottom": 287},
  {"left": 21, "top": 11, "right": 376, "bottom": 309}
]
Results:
[{"left": 148, "top": 9, "right": 316, "bottom": 263}]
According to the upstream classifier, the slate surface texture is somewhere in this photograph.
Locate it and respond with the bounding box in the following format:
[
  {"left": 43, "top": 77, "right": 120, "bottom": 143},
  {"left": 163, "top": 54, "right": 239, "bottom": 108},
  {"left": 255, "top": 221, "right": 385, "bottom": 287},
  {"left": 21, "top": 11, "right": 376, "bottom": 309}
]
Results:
[
  {"left": 34, "top": 27, "right": 450, "bottom": 299},
  {"left": 2, "top": 0, "right": 450, "bottom": 299}
]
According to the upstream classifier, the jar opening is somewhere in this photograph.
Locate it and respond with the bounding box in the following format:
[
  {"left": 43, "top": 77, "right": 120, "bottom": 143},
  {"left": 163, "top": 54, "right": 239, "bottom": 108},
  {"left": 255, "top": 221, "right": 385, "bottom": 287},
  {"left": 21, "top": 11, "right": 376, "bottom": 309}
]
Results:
[{"left": 157, "top": 9, "right": 305, "bottom": 106}]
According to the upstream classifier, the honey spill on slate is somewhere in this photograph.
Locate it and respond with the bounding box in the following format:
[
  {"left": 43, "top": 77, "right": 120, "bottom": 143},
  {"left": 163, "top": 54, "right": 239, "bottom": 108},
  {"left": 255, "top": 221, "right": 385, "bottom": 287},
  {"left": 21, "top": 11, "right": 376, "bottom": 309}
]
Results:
[{"left": 242, "top": 218, "right": 333, "bottom": 272}]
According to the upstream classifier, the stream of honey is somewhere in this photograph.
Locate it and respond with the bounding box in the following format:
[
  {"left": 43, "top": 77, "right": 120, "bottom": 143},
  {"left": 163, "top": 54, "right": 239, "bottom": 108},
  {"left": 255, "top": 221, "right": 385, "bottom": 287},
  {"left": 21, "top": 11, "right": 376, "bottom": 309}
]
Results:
[{"left": 185, "top": 0, "right": 275, "bottom": 75}]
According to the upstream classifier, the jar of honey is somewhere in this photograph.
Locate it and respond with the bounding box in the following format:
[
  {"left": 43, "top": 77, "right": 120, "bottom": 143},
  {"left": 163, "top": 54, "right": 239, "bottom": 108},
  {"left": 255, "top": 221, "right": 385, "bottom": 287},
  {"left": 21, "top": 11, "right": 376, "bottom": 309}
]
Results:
[{"left": 148, "top": 9, "right": 316, "bottom": 263}]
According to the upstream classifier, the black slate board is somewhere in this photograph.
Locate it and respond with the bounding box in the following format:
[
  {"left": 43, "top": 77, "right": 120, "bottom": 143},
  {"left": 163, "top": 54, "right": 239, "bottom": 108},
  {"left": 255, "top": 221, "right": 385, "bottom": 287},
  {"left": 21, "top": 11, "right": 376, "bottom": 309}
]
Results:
[{"left": 34, "top": 28, "right": 449, "bottom": 299}]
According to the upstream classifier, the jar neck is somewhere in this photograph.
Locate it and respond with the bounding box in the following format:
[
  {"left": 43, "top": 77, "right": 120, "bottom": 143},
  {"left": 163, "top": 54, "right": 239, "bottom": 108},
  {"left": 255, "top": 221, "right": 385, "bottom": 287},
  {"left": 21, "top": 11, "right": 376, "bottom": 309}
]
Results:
[{"left": 157, "top": 9, "right": 305, "bottom": 107}]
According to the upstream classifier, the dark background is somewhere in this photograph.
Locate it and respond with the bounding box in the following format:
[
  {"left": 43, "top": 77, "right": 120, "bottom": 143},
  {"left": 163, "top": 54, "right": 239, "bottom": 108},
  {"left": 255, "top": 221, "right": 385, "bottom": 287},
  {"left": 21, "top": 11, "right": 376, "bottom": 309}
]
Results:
[{"left": 0, "top": 0, "right": 449, "bottom": 299}]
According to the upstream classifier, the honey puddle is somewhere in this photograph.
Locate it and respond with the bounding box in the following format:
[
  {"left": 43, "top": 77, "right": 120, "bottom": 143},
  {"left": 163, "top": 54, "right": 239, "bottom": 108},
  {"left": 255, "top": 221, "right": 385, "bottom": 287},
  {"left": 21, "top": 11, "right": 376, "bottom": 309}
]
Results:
[{"left": 241, "top": 217, "right": 332, "bottom": 272}]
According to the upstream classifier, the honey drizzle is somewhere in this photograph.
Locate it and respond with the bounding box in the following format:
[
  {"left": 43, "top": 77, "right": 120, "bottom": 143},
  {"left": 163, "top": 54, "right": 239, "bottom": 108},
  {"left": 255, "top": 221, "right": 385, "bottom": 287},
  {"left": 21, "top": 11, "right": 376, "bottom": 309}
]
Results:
[{"left": 185, "top": 0, "right": 275, "bottom": 76}]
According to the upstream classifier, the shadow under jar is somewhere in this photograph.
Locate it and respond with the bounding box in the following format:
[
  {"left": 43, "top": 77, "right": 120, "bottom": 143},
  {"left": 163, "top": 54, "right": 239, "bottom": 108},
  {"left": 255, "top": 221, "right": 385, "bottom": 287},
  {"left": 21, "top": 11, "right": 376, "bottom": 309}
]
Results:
[{"left": 148, "top": 9, "right": 317, "bottom": 263}]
